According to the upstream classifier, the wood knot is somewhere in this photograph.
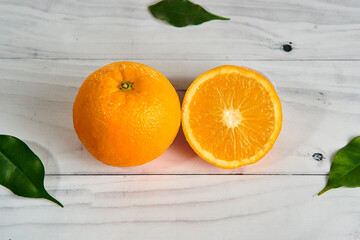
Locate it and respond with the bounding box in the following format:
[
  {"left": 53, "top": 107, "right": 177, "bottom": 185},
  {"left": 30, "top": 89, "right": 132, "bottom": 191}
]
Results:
[
  {"left": 282, "top": 43, "right": 293, "bottom": 52},
  {"left": 312, "top": 153, "right": 325, "bottom": 161}
]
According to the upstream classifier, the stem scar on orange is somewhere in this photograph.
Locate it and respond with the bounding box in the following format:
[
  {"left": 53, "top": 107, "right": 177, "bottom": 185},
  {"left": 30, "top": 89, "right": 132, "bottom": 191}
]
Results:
[
  {"left": 73, "top": 61, "right": 181, "bottom": 167},
  {"left": 182, "top": 65, "right": 282, "bottom": 169}
]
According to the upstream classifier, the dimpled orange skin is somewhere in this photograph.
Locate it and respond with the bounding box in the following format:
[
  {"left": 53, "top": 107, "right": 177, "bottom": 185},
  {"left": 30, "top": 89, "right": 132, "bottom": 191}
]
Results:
[{"left": 73, "top": 62, "right": 181, "bottom": 167}]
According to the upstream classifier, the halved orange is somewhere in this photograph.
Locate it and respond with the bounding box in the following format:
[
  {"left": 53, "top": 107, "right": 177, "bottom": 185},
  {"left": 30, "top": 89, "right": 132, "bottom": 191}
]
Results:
[{"left": 182, "top": 65, "right": 282, "bottom": 169}]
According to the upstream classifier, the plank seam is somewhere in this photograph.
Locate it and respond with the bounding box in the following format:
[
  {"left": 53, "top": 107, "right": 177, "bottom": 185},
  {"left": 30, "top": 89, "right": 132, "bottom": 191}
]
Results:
[
  {"left": 45, "top": 173, "right": 328, "bottom": 176},
  {"left": 1, "top": 57, "right": 360, "bottom": 62}
]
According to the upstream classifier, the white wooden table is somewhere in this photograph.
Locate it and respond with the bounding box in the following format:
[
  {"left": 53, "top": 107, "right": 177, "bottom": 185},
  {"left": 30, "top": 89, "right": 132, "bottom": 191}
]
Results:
[{"left": 1, "top": 0, "right": 360, "bottom": 239}]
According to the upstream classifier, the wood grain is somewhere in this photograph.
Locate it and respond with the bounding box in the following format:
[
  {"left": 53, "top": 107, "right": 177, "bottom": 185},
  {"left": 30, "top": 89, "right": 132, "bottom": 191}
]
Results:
[
  {"left": 0, "top": 59, "right": 359, "bottom": 174},
  {"left": 1, "top": 1, "right": 360, "bottom": 238},
  {"left": 1, "top": 175, "right": 360, "bottom": 239},
  {"left": 0, "top": 0, "right": 359, "bottom": 60}
]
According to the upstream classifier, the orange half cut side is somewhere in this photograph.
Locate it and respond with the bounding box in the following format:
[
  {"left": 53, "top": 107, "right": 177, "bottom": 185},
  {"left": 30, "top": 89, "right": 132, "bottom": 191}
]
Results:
[{"left": 182, "top": 65, "right": 282, "bottom": 169}]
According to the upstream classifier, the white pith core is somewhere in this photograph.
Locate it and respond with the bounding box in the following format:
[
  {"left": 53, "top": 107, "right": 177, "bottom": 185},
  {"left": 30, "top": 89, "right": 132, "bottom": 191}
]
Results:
[{"left": 222, "top": 109, "right": 242, "bottom": 128}]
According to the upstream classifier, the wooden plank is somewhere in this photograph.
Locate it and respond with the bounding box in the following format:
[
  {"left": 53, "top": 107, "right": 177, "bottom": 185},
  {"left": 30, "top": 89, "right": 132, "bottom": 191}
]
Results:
[
  {"left": 0, "top": 0, "right": 359, "bottom": 60},
  {"left": 0, "top": 175, "right": 360, "bottom": 239},
  {"left": 0, "top": 59, "right": 359, "bottom": 174}
]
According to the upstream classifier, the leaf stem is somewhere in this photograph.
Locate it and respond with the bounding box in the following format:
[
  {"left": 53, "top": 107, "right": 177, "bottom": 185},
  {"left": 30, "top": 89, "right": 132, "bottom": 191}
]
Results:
[
  {"left": 318, "top": 186, "right": 330, "bottom": 196},
  {"left": 45, "top": 192, "right": 64, "bottom": 208}
]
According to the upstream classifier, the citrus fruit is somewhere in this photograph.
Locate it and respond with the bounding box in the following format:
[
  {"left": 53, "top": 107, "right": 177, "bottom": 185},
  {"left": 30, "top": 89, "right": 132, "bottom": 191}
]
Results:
[
  {"left": 182, "top": 65, "right": 282, "bottom": 169},
  {"left": 73, "top": 61, "right": 181, "bottom": 167}
]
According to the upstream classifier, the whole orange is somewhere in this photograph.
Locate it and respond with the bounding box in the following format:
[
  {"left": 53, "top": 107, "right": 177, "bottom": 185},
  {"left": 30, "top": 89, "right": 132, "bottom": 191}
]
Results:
[{"left": 73, "top": 61, "right": 181, "bottom": 167}]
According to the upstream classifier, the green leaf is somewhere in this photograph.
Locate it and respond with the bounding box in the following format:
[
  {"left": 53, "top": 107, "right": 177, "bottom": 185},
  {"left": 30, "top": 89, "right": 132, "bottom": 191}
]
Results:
[
  {"left": 0, "top": 135, "right": 63, "bottom": 207},
  {"left": 319, "top": 136, "right": 360, "bottom": 196},
  {"left": 148, "top": 0, "right": 230, "bottom": 27}
]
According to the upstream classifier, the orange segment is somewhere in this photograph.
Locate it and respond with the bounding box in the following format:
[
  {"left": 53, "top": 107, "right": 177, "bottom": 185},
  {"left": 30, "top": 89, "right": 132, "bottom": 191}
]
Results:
[{"left": 182, "top": 65, "right": 282, "bottom": 169}]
